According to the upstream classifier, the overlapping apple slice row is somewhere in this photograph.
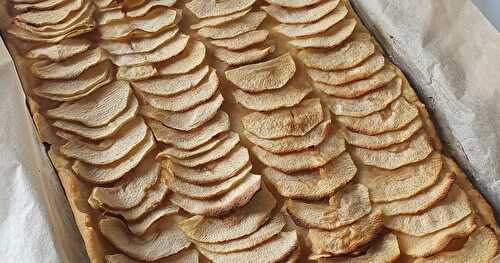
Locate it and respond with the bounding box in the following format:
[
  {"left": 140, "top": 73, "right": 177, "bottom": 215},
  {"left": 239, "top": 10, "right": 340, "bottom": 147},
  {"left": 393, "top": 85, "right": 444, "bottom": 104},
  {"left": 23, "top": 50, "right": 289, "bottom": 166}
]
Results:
[
  {"left": 92, "top": 1, "right": 214, "bottom": 260},
  {"left": 5, "top": 0, "right": 197, "bottom": 261},
  {"left": 263, "top": 0, "right": 498, "bottom": 262},
  {"left": 185, "top": 0, "right": 275, "bottom": 66},
  {"left": 6, "top": 0, "right": 102, "bottom": 104},
  {"left": 94, "top": 0, "right": 301, "bottom": 262},
  {"left": 7, "top": 0, "right": 95, "bottom": 43},
  {"left": 9, "top": 0, "right": 161, "bottom": 216},
  {"left": 96, "top": 1, "right": 197, "bottom": 82},
  {"left": 223, "top": 44, "right": 381, "bottom": 261},
  {"left": 209, "top": 3, "right": 388, "bottom": 258}
]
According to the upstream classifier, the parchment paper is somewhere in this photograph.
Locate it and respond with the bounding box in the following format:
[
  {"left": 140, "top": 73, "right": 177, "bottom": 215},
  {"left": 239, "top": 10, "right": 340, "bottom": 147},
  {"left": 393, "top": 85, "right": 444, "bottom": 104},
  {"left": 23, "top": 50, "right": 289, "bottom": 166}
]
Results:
[{"left": 0, "top": 0, "right": 498, "bottom": 262}]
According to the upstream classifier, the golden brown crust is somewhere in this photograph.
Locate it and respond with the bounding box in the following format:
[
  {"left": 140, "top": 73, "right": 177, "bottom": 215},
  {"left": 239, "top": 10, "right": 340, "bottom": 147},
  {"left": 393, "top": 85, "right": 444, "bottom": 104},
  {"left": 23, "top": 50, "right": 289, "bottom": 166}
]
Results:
[
  {"left": 450, "top": 159, "right": 500, "bottom": 237},
  {"left": 48, "top": 147, "right": 108, "bottom": 263}
]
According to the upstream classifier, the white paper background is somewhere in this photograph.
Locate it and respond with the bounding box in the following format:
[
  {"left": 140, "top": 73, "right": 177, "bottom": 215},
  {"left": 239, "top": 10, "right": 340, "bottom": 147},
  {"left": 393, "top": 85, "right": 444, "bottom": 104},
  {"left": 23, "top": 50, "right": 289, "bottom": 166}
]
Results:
[{"left": 0, "top": 0, "right": 498, "bottom": 262}]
